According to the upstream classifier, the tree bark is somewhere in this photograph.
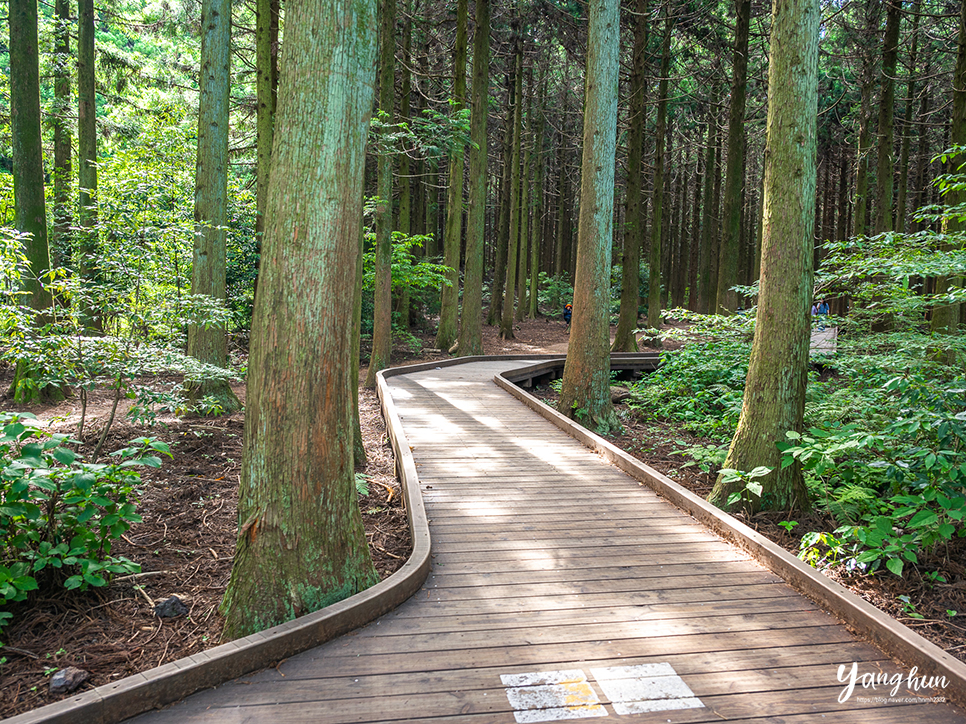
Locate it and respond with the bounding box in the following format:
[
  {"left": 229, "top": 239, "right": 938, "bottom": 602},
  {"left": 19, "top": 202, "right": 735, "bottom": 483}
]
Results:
[
  {"left": 436, "top": 0, "right": 468, "bottom": 350},
  {"left": 716, "top": 0, "right": 752, "bottom": 313},
  {"left": 456, "top": 0, "right": 489, "bottom": 356},
  {"left": 52, "top": 0, "right": 72, "bottom": 258},
  {"left": 853, "top": 0, "right": 881, "bottom": 239},
  {"left": 187, "top": 0, "right": 241, "bottom": 413},
  {"left": 709, "top": 0, "right": 819, "bottom": 514},
  {"left": 874, "top": 0, "right": 902, "bottom": 234},
  {"left": 612, "top": 0, "right": 649, "bottom": 352},
  {"left": 221, "top": 0, "right": 379, "bottom": 640},
  {"left": 895, "top": 0, "right": 921, "bottom": 235},
  {"left": 78, "top": 0, "right": 100, "bottom": 331},
  {"left": 500, "top": 31, "right": 524, "bottom": 340},
  {"left": 558, "top": 0, "right": 620, "bottom": 433},
  {"left": 696, "top": 98, "right": 718, "bottom": 313},
  {"left": 10, "top": 0, "right": 50, "bottom": 313},
  {"left": 365, "top": 0, "right": 396, "bottom": 386},
  {"left": 648, "top": 5, "right": 672, "bottom": 330},
  {"left": 930, "top": 0, "right": 966, "bottom": 336}
]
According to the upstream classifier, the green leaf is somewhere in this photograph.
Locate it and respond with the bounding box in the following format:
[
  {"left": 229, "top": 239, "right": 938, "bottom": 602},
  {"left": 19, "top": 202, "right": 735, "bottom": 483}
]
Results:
[
  {"left": 886, "top": 557, "right": 904, "bottom": 577},
  {"left": 907, "top": 510, "right": 939, "bottom": 529}
]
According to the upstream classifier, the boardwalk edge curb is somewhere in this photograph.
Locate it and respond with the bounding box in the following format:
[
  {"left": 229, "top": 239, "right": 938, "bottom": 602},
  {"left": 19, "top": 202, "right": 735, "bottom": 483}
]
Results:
[
  {"left": 495, "top": 358, "right": 966, "bottom": 710},
  {"left": 4, "top": 378, "right": 437, "bottom": 724}
]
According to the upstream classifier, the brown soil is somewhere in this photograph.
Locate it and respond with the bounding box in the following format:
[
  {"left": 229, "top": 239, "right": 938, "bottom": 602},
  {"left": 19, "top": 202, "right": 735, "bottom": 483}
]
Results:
[{"left": 1, "top": 316, "right": 962, "bottom": 716}]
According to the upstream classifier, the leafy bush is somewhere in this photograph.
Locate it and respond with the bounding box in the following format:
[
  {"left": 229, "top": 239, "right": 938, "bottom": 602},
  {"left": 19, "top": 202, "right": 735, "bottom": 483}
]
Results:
[
  {"left": 0, "top": 412, "right": 171, "bottom": 637},
  {"left": 784, "top": 373, "right": 966, "bottom": 577},
  {"left": 628, "top": 336, "right": 751, "bottom": 440}
]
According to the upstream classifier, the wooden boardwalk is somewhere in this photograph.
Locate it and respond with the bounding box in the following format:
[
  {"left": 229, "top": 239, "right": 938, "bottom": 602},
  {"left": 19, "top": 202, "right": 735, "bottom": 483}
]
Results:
[{"left": 130, "top": 359, "right": 963, "bottom": 723}]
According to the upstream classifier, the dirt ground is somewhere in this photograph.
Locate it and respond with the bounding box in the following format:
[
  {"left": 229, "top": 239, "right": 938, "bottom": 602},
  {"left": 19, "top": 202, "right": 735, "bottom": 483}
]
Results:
[{"left": 1, "top": 315, "right": 963, "bottom": 717}]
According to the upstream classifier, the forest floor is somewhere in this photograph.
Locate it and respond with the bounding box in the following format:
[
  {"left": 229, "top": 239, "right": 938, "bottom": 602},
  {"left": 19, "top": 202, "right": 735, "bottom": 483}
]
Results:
[{"left": 1, "top": 315, "right": 964, "bottom": 717}]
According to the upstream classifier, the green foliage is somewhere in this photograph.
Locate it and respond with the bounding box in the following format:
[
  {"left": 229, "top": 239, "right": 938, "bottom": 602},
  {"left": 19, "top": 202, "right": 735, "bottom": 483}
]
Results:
[
  {"left": 628, "top": 331, "right": 751, "bottom": 440},
  {"left": 783, "top": 373, "right": 966, "bottom": 577},
  {"left": 537, "top": 272, "right": 574, "bottom": 317},
  {"left": 720, "top": 466, "right": 771, "bottom": 512},
  {"left": 0, "top": 412, "right": 171, "bottom": 638},
  {"left": 368, "top": 103, "right": 472, "bottom": 162}
]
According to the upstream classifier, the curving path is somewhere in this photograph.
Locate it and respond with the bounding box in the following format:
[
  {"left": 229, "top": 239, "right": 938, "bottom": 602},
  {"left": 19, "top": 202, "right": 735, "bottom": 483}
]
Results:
[{"left": 124, "top": 358, "right": 964, "bottom": 723}]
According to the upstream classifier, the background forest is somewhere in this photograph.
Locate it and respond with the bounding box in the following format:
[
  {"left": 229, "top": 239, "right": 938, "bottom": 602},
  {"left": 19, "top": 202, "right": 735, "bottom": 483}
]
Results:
[{"left": 2, "top": 0, "right": 966, "bottom": 703}]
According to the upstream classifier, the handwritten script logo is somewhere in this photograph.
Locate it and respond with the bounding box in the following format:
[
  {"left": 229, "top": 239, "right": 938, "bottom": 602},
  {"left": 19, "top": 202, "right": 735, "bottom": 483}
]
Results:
[{"left": 837, "top": 662, "right": 949, "bottom": 704}]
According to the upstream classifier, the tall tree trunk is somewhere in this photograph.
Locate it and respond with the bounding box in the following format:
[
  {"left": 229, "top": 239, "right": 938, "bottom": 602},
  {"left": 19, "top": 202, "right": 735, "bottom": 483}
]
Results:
[
  {"left": 395, "top": 2, "right": 414, "bottom": 331},
  {"left": 500, "top": 31, "right": 524, "bottom": 340},
  {"left": 364, "top": 0, "right": 396, "bottom": 386},
  {"left": 456, "top": 0, "right": 489, "bottom": 356},
  {"left": 874, "top": 0, "right": 902, "bottom": 234},
  {"left": 221, "top": 0, "right": 379, "bottom": 639},
  {"left": 836, "top": 146, "right": 849, "bottom": 242},
  {"left": 709, "top": 0, "right": 819, "bottom": 513},
  {"left": 671, "top": 145, "right": 689, "bottom": 309},
  {"left": 612, "top": 0, "right": 649, "bottom": 352},
  {"left": 716, "top": 0, "right": 752, "bottom": 313},
  {"left": 895, "top": 0, "right": 921, "bottom": 235},
  {"left": 255, "top": 0, "right": 278, "bottom": 242},
  {"left": 930, "top": 0, "right": 966, "bottom": 336},
  {"left": 487, "top": 78, "right": 515, "bottom": 326},
  {"left": 436, "top": 0, "right": 468, "bottom": 350},
  {"left": 853, "top": 0, "right": 881, "bottom": 239},
  {"left": 78, "top": 0, "right": 99, "bottom": 331},
  {"left": 52, "top": 0, "right": 72, "bottom": 259},
  {"left": 697, "top": 97, "right": 718, "bottom": 313},
  {"left": 647, "top": 5, "right": 673, "bottom": 330},
  {"left": 558, "top": 0, "right": 620, "bottom": 433},
  {"left": 529, "top": 62, "right": 547, "bottom": 319},
  {"left": 187, "top": 0, "right": 241, "bottom": 413},
  {"left": 9, "top": 0, "right": 60, "bottom": 403},
  {"left": 10, "top": 0, "right": 50, "bottom": 313},
  {"left": 687, "top": 135, "right": 704, "bottom": 310}
]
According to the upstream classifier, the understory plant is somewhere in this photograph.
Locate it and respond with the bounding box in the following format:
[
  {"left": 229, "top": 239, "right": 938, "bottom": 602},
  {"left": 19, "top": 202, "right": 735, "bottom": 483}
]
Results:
[
  {"left": 0, "top": 412, "right": 171, "bottom": 639},
  {"left": 785, "top": 373, "right": 966, "bottom": 578}
]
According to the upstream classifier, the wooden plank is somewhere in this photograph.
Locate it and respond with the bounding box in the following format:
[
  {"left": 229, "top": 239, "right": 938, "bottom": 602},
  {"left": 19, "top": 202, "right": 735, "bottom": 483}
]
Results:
[
  {"left": 354, "top": 595, "right": 818, "bottom": 636},
  {"left": 395, "top": 583, "right": 798, "bottom": 613},
  {"left": 423, "top": 560, "right": 759, "bottom": 587}
]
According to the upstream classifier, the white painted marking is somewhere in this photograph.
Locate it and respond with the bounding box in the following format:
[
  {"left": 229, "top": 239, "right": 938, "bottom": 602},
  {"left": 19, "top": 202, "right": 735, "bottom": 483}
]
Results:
[
  {"left": 502, "top": 670, "right": 607, "bottom": 723},
  {"left": 590, "top": 664, "right": 703, "bottom": 715}
]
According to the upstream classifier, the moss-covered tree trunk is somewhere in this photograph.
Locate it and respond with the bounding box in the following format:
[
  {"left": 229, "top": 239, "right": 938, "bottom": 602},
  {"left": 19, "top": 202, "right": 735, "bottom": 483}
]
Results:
[
  {"left": 709, "top": 0, "right": 819, "bottom": 514},
  {"left": 456, "top": 0, "right": 489, "bottom": 356},
  {"left": 647, "top": 6, "right": 672, "bottom": 330},
  {"left": 365, "top": 0, "right": 396, "bottom": 386},
  {"left": 221, "top": 0, "right": 379, "bottom": 640},
  {"left": 558, "top": 0, "right": 619, "bottom": 433},
  {"left": 187, "top": 0, "right": 241, "bottom": 414},
  {"left": 52, "top": 0, "right": 71, "bottom": 256},
  {"left": 436, "top": 0, "right": 468, "bottom": 351},
  {"left": 716, "top": 0, "right": 752, "bottom": 314},
  {"left": 611, "top": 0, "right": 648, "bottom": 352},
  {"left": 10, "top": 0, "right": 51, "bottom": 316}
]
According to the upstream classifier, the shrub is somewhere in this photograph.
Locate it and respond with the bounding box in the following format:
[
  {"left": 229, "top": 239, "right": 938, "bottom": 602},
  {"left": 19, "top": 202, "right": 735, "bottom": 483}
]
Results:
[{"left": 0, "top": 412, "right": 171, "bottom": 638}]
